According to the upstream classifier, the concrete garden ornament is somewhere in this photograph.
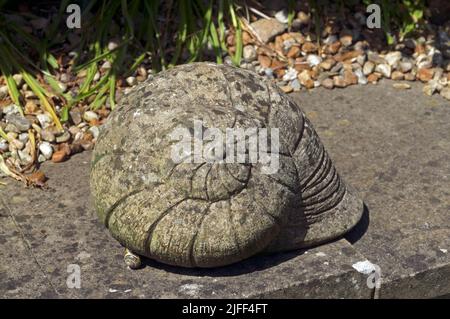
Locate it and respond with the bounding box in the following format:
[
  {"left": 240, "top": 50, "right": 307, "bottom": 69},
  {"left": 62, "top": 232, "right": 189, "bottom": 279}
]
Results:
[{"left": 90, "top": 62, "right": 363, "bottom": 269}]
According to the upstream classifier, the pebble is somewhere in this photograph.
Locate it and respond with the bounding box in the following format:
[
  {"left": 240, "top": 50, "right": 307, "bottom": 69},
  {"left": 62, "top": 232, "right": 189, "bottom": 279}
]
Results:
[
  {"left": 13, "top": 74, "right": 23, "bottom": 86},
  {"left": 356, "top": 54, "right": 366, "bottom": 66},
  {"left": 302, "top": 42, "right": 318, "bottom": 53},
  {"left": 296, "top": 11, "right": 310, "bottom": 26},
  {"left": 126, "top": 76, "right": 137, "bottom": 86},
  {"left": 137, "top": 66, "right": 148, "bottom": 79},
  {"left": 368, "top": 52, "right": 386, "bottom": 64},
  {"left": 37, "top": 113, "right": 52, "bottom": 128},
  {"left": 363, "top": 61, "right": 375, "bottom": 76},
  {"left": 343, "top": 70, "right": 358, "bottom": 85},
  {"left": 264, "top": 68, "right": 274, "bottom": 78},
  {"left": 18, "top": 149, "right": 32, "bottom": 165},
  {"left": 108, "top": 41, "right": 119, "bottom": 51},
  {"left": 18, "top": 133, "right": 28, "bottom": 143},
  {"left": 399, "top": 61, "right": 413, "bottom": 73},
  {"left": 80, "top": 140, "right": 94, "bottom": 151},
  {"left": 393, "top": 83, "right": 411, "bottom": 90},
  {"left": 333, "top": 76, "right": 347, "bottom": 88},
  {"left": 3, "top": 104, "right": 20, "bottom": 115},
  {"left": 340, "top": 35, "right": 353, "bottom": 47},
  {"left": 258, "top": 55, "right": 271, "bottom": 68},
  {"left": 404, "top": 72, "right": 416, "bottom": 81},
  {"left": 375, "top": 64, "right": 391, "bottom": 78},
  {"left": 101, "top": 61, "right": 112, "bottom": 70},
  {"left": 6, "top": 132, "right": 17, "bottom": 140},
  {"left": 0, "top": 139, "right": 8, "bottom": 152},
  {"left": 440, "top": 87, "right": 450, "bottom": 100},
  {"left": 60, "top": 73, "right": 70, "bottom": 83},
  {"left": 280, "top": 85, "right": 293, "bottom": 93},
  {"left": 40, "top": 129, "right": 56, "bottom": 142},
  {"left": 286, "top": 46, "right": 300, "bottom": 58},
  {"left": 283, "top": 39, "right": 295, "bottom": 51},
  {"left": 83, "top": 111, "right": 99, "bottom": 122},
  {"left": 24, "top": 90, "right": 36, "bottom": 99},
  {"left": 58, "top": 83, "right": 68, "bottom": 93},
  {"left": 307, "top": 54, "right": 322, "bottom": 67},
  {"left": 417, "top": 68, "right": 434, "bottom": 82},
  {"left": 422, "top": 83, "right": 438, "bottom": 96},
  {"left": 250, "top": 18, "right": 287, "bottom": 44},
  {"left": 417, "top": 59, "right": 432, "bottom": 69},
  {"left": 354, "top": 69, "right": 368, "bottom": 85},
  {"left": 5, "top": 124, "right": 19, "bottom": 133},
  {"left": 391, "top": 71, "right": 405, "bottom": 81},
  {"left": 298, "top": 70, "right": 312, "bottom": 85},
  {"left": 88, "top": 126, "right": 100, "bottom": 139},
  {"left": 243, "top": 45, "right": 257, "bottom": 62},
  {"left": 282, "top": 67, "right": 298, "bottom": 81},
  {"left": 330, "top": 62, "right": 343, "bottom": 73},
  {"left": 56, "top": 131, "right": 71, "bottom": 143},
  {"left": 0, "top": 86, "right": 8, "bottom": 99},
  {"left": 367, "top": 73, "right": 380, "bottom": 83},
  {"left": 325, "top": 41, "right": 341, "bottom": 54},
  {"left": 51, "top": 149, "right": 68, "bottom": 163},
  {"left": 70, "top": 110, "right": 82, "bottom": 125},
  {"left": 9, "top": 139, "right": 24, "bottom": 151},
  {"left": 39, "top": 142, "right": 53, "bottom": 160},
  {"left": 6, "top": 114, "right": 31, "bottom": 132},
  {"left": 27, "top": 171, "right": 47, "bottom": 186},
  {"left": 274, "top": 9, "right": 289, "bottom": 24},
  {"left": 320, "top": 59, "right": 335, "bottom": 71},
  {"left": 384, "top": 51, "right": 402, "bottom": 67},
  {"left": 290, "top": 79, "right": 301, "bottom": 91},
  {"left": 321, "top": 78, "right": 334, "bottom": 89},
  {"left": 24, "top": 100, "right": 38, "bottom": 114}
]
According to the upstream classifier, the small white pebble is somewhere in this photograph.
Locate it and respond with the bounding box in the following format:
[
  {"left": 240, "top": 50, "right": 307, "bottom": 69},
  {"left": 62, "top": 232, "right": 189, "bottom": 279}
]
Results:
[
  {"left": 315, "top": 252, "right": 327, "bottom": 257},
  {"left": 83, "top": 111, "right": 99, "bottom": 122},
  {"left": 88, "top": 126, "right": 100, "bottom": 139},
  {"left": 39, "top": 142, "right": 53, "bottom": 160},
  {"left": 352, "top": 260, "right": 377, "bottom": 275},
  {"left": 126, "top": 76, "right": 137, "bottom": 86}
]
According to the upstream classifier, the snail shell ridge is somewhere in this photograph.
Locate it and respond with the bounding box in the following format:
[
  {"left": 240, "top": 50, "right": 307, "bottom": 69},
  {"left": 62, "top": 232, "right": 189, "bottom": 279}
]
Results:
[{"left": 90, "top": 62, "right": 364, "bottom": 268}]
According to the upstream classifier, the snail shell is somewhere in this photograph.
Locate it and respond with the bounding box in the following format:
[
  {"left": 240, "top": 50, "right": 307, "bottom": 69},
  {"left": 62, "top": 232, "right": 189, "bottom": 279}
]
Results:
[{"left": 91, "top": 62, "right": 363, "bottom": 268}]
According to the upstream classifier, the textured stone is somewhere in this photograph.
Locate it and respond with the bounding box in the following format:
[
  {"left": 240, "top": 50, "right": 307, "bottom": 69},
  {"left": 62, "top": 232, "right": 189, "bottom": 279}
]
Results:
[
  {"left": 6, "top": 114, "right": 31, "bottom": 132},
  {"left": 1, "top": 80, "right": 449, "bottom": 298},
  {"left": 297, "top": 80, "right": 450, "bottom": 298},
  {"left": 250, "top": 18, "right": 286, "bottom": 44},
  {"left": 91, "top": 63, "right": 363, "bottom": 268}
]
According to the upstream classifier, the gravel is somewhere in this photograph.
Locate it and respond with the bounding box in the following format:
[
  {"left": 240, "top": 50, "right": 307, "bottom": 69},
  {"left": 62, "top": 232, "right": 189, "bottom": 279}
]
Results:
[{"left": 6, "top": 114, "right": 31, "bottom": 132}]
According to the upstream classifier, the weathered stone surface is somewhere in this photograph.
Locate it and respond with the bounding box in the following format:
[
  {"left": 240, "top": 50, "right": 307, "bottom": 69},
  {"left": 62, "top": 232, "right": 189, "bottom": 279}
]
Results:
[
  {"left": 91, "top": 63, "right": 363, "bottom": 268},
  {"left": 250, "top": 18, "right": 287, "bottom": 44},
  {"left": 0, "top": 151, "right": 370, "bottom": 298},
  {"left": 1, "top": 80, "right": 449, "bottom": 298},
  {"left": 294, "top": 80, "right": 450, "bottom": 298}
]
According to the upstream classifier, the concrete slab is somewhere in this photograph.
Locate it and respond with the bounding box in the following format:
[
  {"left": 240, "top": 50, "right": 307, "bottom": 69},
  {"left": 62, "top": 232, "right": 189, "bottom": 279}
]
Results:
[
  {"left": 0, "top": 79, "right": 448, "bottom": 298},
  {"left": 0, "top": 151, "right": 370, "bottom": 298},
  {"left": 291, "top": 80, "right": 450, "bottom": 298}
]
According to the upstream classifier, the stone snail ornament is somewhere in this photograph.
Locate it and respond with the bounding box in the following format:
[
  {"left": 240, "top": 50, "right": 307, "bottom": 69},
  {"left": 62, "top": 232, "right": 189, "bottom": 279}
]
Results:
[{"left": 90, "top": 62, "right": 363, "bottom": 269}]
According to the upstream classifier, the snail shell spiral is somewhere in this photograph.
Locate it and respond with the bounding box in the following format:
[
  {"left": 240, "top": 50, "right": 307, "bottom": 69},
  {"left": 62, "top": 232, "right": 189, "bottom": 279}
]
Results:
[{"left": 91, "top": 62, "right": 363, "bottom": 268}]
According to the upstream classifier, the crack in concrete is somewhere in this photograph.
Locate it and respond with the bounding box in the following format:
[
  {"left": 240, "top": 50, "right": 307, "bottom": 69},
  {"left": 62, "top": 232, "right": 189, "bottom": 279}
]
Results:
[{"left": 0, "top": 193, "right": 61, "bottom": 297}]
